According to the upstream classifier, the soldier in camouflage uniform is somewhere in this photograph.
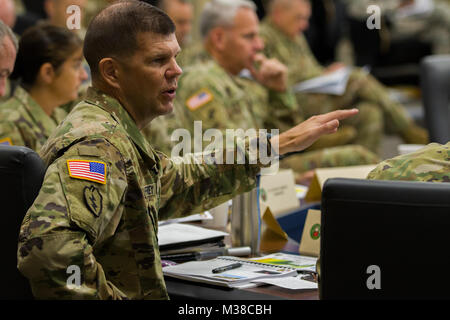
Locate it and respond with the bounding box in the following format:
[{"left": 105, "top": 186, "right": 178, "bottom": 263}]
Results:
[
  {"left": 175, "top": 0, "right": 380, "bottom": 177},
  {"left": 0, "top": 24, "right": 87, "bottom": 151},
  {"left": 367, "top": 142, "right": 450, "bottom": 182},
  {"left": 17, "top": 1, "right": 357, "bottom": 299},
  {"left": 260, "top": 0, "right": 429, "bottom": 149},
  {"left": 0, "top": 20, "right": 17, "bottom": 100},
  {"left": 344, "top": 0, "right": 450, "bottom": 54},
  {"left": 0, "top": 86, "right": 68, "bottom": 150}
]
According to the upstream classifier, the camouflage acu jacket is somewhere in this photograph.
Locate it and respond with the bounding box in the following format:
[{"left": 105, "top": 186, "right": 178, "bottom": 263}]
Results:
[
  {"left": 0, "top": 86, "right": 67, "bottom": 151},
  {"left": 367, "top": 142, "right": 450, "bottom": 183},
  {"left": 17, "top": 87, "right": 271, "bottom": 300},
  {"left": 175, "top": 59, "right": 300, "bottom": 134}
]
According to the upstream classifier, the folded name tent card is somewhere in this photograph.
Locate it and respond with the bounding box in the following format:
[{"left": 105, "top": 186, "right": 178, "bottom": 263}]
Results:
[
  {"left": 305, "top": 165, "right": 376, "bottom": 202},
  {"left": 259, "top": 169, "right": 300, "bottom": 217}
]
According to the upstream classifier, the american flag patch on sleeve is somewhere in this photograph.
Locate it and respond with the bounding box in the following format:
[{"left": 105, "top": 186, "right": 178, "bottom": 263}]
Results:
[
  {"left": 67, "top": 160, "right": 107, "bottom": 184},
  {"left": 186, "top": 89, "right": 213, "bottom": 111}
]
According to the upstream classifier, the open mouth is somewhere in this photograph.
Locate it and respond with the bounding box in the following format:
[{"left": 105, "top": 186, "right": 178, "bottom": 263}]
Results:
[{"left": 162, "top": 86, "right": 177, "bottom": 97}]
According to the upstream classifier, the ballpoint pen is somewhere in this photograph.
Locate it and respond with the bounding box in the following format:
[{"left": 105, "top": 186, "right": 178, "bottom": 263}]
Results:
[{"left": 212, "top": 263, "right": 242, "bottom": 274}]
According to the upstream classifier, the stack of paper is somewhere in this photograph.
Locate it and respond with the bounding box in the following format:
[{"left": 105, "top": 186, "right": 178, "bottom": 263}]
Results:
[{"left": 292, "top": 67, "right": 351, "bottom": 95}]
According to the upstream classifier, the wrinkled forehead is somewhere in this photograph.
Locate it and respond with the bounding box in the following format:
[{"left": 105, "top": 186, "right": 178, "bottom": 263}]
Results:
[
  {"left": 0, "top": 36, "right": 16, "bottom": 58},
  {"left": 134, "top": 32, "right": 180, "bottom": 55}
]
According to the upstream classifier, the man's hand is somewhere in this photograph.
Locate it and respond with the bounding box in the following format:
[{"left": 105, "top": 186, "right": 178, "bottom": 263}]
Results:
[
  {"left": 249, "top": 53, "right": 288, "bottom": 92},
  {"left": 270, "top": 109, "right": 359, "bottom": 155}
]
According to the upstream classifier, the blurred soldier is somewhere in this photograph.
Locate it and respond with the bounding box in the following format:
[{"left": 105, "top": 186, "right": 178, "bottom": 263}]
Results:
[
  {"left": 175, "top": 0, "right": 380, "bottom": 178},
  {"left": 0, "top": 20, "right": 17, "bottom": 99},
  {"left": 0, "top": 0, "right": 16, "bottom": 28},
  {"left": 0, "top": 24, "right": 88, "bottom": 151},
  {"left": 0, "top": 0, "right": 16, "bottom": 102},
  {"left": 367, "top": 142, "right": 450, "bottom": 182},
  {"left": 260, "top": 0, "right": 429, "bottom": 147},
  {"left": 344, "top": 0, "right": 450, "bottom": 54},
  {"left": 17, "top": 1, "right": 356, "bottom": 299},
  {"left": 158, "top": 0, "right": 193, "bottom": 47}
]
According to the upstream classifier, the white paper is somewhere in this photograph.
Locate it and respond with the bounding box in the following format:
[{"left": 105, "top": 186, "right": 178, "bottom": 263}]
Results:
[
  {"left": 158, "top": 212, "right": 213, "bottom": 226},
  {"left": 292, "top": 67, "right": 351, "bottom": 95},
  {"left": 158, "top": 223, "right": 228, "bottom": 247},
  {"left": 396, "top": 0, "right": 434, "bottom": 19},
  {"left": 253, "top": 274, "right": 318, "bottom": 290}
]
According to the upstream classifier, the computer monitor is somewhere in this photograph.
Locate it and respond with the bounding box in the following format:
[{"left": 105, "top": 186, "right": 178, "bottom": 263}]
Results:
[{"left": 320, "top": 178, "right": 450, "bottom": 299}]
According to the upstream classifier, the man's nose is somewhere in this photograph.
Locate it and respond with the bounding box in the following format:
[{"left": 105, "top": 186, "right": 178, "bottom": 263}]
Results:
[
  {"left": 166, "top": 59, "right": 183, "bottom": 79},
  {"left": 254, "top": 36, "right": 264, "bottom": 51}
]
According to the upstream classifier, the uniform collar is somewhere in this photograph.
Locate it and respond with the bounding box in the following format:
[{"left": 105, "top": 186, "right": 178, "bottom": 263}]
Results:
[
  {"left": 84, "top": 87, "right": 159, "bottom": 170},
  {"left": 14, "top": 86, "right": 58, "bottom": 138}
]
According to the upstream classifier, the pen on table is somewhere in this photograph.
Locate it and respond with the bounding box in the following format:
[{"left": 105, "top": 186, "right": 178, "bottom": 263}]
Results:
[{"left": 212, "top": 263, "right": 242, "bottom": 274}]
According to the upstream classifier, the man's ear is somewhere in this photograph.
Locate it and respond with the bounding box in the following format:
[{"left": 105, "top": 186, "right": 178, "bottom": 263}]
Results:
[
  {"left": 209, "top": 27, "right": 226, "bottom": 51},
  {"left": 98, "top": 58, "right": 121, "bottom": 89},
  {"left": 37, "top": 62, "right": 56, "bottom": 85}
]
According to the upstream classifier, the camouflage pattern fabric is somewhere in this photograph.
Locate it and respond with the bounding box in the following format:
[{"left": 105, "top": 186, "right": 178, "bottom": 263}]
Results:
[
  {"left": 141, "top": 111, "right": 180, "bottom": 156},
  {"left": 259, "top": 19, "right": 418, "bottom": 149},
  {"left": 0, "top": 86, "right": 67, "bottom": 151},
  {"left": 17, "top": 87, "right": 271, "bottom": 299},
  {"left": 175, "top": 59, "right": 380, "bottom": 173},
  {"left": 367, "top": 142, "right": 450, "bottom": 183},
  {"left": 176, "top": 41, "right": 211, "bottom": 68}
]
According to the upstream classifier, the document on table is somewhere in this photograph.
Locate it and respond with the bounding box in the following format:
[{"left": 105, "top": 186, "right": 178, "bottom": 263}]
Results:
[
  {"left": 253, "top": 274, "right": 318, "bottom": 290},
  {"left": 158, "top": 211, "right": 213, "bottom": 226},
  {"left": 292, "top": 67, "right": 351, "bottom": 95},
  {"left": 158, "top": 223, "right": 228, "bottom": 248}
]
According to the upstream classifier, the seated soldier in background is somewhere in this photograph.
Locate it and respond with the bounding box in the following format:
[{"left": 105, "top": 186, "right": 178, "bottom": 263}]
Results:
[
  {"left": 0, "top": 0, "right": 16, "bottom": 102},
  {"left": 260, "top": 0, "right": 429, "bottom": 150},
  {"left": 0, "top": 20, "right": 16, "bottom": 103},
  {"left": 367, "top": 142, "right": 450, "bottom": 183},
  {"left": 0, "top": 24, "right": 88, "bottom": 151},
  {"left": 173, "top": 0, "right": 380, "bottom": 181}
]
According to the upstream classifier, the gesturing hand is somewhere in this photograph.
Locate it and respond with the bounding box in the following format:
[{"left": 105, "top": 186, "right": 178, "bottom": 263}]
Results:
[{"left": 270, "top": 109, "right": 360, "bottom": 155}]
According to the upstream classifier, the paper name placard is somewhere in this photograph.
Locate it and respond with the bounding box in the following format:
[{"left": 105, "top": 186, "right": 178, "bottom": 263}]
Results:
[
  {"left": 299, "top": 209, "right": 321, "bottom": 257},
  {"left": 305, "top": 165, "right": 376, "bottom": 202},
  {"left": 259, "top": 169, "right": 300, "bottom": 217}
]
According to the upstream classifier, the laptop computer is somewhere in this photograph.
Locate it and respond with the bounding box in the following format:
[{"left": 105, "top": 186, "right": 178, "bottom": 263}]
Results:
[{"left": 320, "top": 178, "right": 450, "bottom": 299}]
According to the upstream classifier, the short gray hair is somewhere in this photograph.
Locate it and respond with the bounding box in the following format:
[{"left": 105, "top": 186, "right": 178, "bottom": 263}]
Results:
[
  {"left": 0, "top": 19, "right": 18, "bottom": 51},
  {"left": 200, "top": 0, "right": 256, "bottom": 39}
]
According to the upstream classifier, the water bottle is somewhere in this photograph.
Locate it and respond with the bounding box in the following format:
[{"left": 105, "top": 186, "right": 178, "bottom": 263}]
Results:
[{"left": 230, "top": 187, "right": 260, "bottom": 256}]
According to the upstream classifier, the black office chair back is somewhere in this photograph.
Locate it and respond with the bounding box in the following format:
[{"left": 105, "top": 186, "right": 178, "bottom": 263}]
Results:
[
  {"left": 320, "top": 178, "right": 450, "bottom": 300},
  {"left": 0, "top": 146, "right": 46, "bottom": 299},
  {"left": 421, "top": 55, "right": 450, "bottom": 144}
]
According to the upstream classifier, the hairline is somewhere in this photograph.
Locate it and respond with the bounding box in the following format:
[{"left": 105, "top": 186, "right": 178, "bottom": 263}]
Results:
[{"left": 200, "top": 0, "right": 257, "bottom": 40}]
